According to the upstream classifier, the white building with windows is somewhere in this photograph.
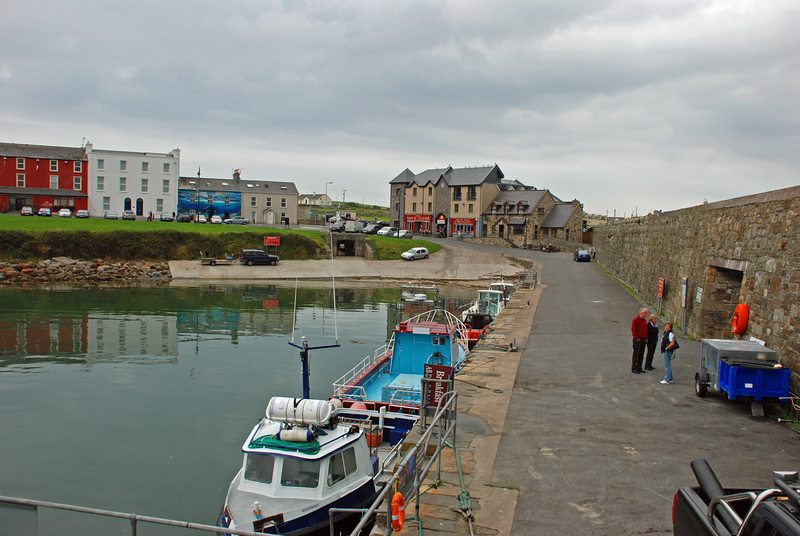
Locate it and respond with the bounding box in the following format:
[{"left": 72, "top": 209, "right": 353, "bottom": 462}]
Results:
[{"left": 85, "top": 143, "right": 180, "bottom": 218}]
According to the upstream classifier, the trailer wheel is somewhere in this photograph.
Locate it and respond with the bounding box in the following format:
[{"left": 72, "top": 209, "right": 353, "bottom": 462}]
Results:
[
  {"left": 210, "top": 260, "right": 216, "bottom": 266},
  {"left": 695, "top": 375, "right": 708, "bottom": 398}
]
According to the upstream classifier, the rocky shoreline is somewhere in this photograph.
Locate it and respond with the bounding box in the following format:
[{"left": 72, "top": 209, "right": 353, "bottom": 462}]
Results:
[{"left": 0, "top": 257, "right": 172, "bottom": 285}]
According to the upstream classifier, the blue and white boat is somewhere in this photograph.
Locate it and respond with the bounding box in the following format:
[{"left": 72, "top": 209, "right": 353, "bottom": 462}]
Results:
[
  {"left": 219, "top": 394, "right": 417, "bottom": 535},
  {"left": 331, "top": 309, "right": 470, "bottom": 412}
]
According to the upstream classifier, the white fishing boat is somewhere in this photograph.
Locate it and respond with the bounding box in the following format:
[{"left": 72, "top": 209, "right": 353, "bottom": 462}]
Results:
[{"left": 219, "top": 395, "right": 417, "bottom": 535}]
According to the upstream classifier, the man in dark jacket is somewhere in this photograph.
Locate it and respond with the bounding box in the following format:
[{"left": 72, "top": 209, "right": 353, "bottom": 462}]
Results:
[
  {"left": 644, "top": 314, "right": 659, "bottom": 370},
  {"left": 631, "top": 308, "right": 649, "bottom": 374}
]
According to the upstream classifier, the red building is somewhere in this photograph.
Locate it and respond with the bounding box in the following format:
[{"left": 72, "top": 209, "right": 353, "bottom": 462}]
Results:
[{"left": 0, "top": 143, "right": 89, "bottom": 213}]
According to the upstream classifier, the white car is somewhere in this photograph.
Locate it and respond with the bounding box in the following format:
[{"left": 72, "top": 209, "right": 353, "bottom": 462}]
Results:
[
  {"left": 196, "top": 214, "right": 207, "bottom": 223},
  {"left": 401, "top": 247, "right": 429, "bottom": 261},
  {"left": 210, "top": 215, "right": 222, "bottom": 224},
  {"left": 396, "top": 230, "right": 413, "bottom": 239},
  {"left": 377, "top": 226, "right": 398, "bottom": 236},
  {"left": 58, "top": 208, "right": 72, "bottom": 218}
]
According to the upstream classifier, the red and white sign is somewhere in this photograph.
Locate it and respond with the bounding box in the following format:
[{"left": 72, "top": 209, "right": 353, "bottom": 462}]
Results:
[
  {"left": 450, "top": 218, "right": 474, "bottom": 225},
  {"left": 424, "top": 364, "right": 454, "bottom": 407},
  {"left": 657, "top": 278, "right": 665, "bottom": 298},
  {"left": 264, "top": 236, "right": 280, "bottom": 246},
  {"left": 405, "top": 214, "right": 432, "bottom": 222}
]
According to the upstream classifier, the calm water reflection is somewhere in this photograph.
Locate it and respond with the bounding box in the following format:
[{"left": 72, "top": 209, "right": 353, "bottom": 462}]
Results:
[{"left": 0, "top": 283, "right": 473, "bottom": 535}]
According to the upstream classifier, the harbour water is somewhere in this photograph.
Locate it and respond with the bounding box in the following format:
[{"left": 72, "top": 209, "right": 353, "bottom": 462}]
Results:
[{"left": 0, "top": 283, "right": 473, "bottom": 535}]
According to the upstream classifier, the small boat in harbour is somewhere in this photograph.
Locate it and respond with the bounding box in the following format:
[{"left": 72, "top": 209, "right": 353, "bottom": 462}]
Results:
[
  {"left": 219, "top": 394, "right": 418, "bottom": 535},
  {"left": 332, "top": 309, "right": 469, "bottom": 412}
]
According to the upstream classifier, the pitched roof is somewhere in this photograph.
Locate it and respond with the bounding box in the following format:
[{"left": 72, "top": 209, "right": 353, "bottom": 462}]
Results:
[
  {"left": 390, "top": 168, "right": 416, "bottom": 184},
  {"left": 483, "top": 189, "right": 548, "bottom": 215},
  {"left": 0, "top": 142, "right": 87, "bottom": 161},
  {"left": 541, "top": 203, "right": 578, "bottom": 228},
  {"left": 179, "top": 176, "right": 298, "bottom": 194},
  {"left": 395, "top": 165, "right": 505, "bottom": 187}
]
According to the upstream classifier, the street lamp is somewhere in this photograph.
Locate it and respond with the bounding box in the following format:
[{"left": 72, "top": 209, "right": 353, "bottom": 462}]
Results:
[{"left": 324, "top": 181, "right": 333, "bottom": 224}]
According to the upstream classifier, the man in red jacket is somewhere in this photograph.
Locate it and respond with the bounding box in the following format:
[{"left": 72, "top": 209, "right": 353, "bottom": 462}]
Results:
[{"left": 631, "top": 307, "right": 649, "bottom": 374}]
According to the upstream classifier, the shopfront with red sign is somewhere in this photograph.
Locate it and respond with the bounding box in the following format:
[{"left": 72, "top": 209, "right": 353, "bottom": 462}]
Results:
[
  {"left": 450, "top": 218, "right": 476, "bottom": 237},
  {"left": 404, "top": 214, "right": 432, "bottom": 234}
]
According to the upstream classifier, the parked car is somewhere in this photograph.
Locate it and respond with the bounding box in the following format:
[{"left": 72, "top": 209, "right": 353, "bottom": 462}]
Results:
[
  {"left": 330, "top": 220, "right": 346, "bottom": 232},
  {"left": 224, "top": 215, "right": 250, "bottom": 225},
  {"left": 75, "top": 209, "right": 89, "bottom": 219},
  {"left": 574, "top": 249, "right": 591, "bottom": 262},
  {"left": 37, "top": 208, "right": 52, "bottom": 217},
  {"left": 401, "top": 247, "right": 429, "bottom": 261},
  {"left": 58, "top": 208, "right": 72, "bottom": 218},
  {"left": 239, "top": 249, "right": 279, "bottom": 266},
  {"left": 377, "top": 221, "right": 390, "bottom": 227},
  {"left": 20, "top": 206, "right": 34, "bottom": 216},
  {"left": 104, "top": 211, "right": 118, "bottom": 220},
  {"left": 195, "top": 214, "right": 207, "bottom": 223},
  {"left": 122, "top": 210, "right": 136, "bottom": 220},
  {"left": 396, "top": 230, "right": 413, "bottom": 239},
  {"left": 376, "top": 226, "right": 397, "bottom": 236},
  {"left": 361, "top": 224, "right": 382, "bottom": 234},
  {"left": 176, "top": 214, "right": 192, "bottom": 223},
  {"left": 159, "top": 212, "right": 174, "bottom": 222}
]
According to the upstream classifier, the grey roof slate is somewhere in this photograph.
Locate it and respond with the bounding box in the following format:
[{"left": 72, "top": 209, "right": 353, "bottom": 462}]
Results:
[
  {"left": 0, "top": 186, "right": 88, "bottom": 197},
  {"left": 179, "top": 176, "right": 299, "bottom": 195},
  {"left": 0, "top": 143, "right": 87, "bottom": 161},
  {"left": 398, "top": 165, "right": 504, "bottom": 188},
  {"left": 483, "top": 189, "right": 547, "bottom": 215},
  {"left": 541, "top": 203, "right": 577, "bottom": 228},
  {"left": 390, "top": 168, "right": 416, "bottom": 184}
]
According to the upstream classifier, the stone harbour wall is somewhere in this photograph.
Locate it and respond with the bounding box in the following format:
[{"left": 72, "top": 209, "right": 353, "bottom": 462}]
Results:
[
  {"left": 592, "top": 185, "right": 800, "bottom": 387},
  {"left": 0, "top": 257, "right": 172, "bottom": 285}
]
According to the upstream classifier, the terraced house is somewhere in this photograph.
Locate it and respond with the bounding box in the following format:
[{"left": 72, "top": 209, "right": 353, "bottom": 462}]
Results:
[
  {"left": 0, "top": 142, "right": 89, "bottom": 214},
  {"left": 389, "top": 164, "right": 584, "bottom": 244}
]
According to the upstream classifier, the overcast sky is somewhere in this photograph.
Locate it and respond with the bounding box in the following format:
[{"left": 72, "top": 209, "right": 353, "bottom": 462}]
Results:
[{"left": 2, "top": 0, "right": 798, "bottom": 215}]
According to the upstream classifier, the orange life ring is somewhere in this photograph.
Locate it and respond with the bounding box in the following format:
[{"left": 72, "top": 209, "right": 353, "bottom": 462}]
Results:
[
  {"left": 731, "top": 304, "right": 749, "bottom": 335},
  {"left": 391, "top": 492, "right": 405, "bottom": 531}
]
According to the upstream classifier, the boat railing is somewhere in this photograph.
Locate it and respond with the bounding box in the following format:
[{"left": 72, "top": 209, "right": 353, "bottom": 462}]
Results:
[
  {"left": 331, "top": 339, "right": 394, "bottom": 398},
  {"left": 345, "top": 390, "right": 459, "bottom": 536}
]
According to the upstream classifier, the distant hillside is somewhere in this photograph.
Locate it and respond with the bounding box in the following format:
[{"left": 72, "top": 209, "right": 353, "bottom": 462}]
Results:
[{"left": 300, "top": 201, "right": 389, "bottom": 221}]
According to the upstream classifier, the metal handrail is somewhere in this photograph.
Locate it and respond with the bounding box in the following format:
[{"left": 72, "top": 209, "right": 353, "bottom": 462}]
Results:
[
  {"left": 0, "top": 495, "right": 264, "bottom": 536},
  {"left": 332, "top": 341, "right": 393, "bottom": 396}
]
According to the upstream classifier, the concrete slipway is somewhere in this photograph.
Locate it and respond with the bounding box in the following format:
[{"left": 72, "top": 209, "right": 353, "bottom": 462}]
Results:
[{"left": 172, "top": 241, "right": 800, "bottom": 535}]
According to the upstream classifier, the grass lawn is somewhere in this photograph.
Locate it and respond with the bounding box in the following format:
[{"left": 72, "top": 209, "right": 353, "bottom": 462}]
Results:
[{"left": 0, "top": 214, "right": 440, "bottom": 260}]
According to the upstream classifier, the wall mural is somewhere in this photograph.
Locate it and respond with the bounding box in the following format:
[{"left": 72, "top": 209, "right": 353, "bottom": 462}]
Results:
[{"left": 177, "top": 190, "right": 242, "bottom": 217}]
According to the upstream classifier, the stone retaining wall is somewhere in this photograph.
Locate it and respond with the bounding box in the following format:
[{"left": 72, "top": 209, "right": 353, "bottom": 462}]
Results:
[
  {"left": 0, "top": 257, "right": 172, "bottom": 285},
  {"left": 592, "top": 185, "right": 800, "bottom": 386}
]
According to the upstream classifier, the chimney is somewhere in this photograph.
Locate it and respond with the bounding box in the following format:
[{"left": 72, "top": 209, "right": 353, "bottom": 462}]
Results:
[{"left": 233, "top": 169, "right": 241, "bottom": 182}]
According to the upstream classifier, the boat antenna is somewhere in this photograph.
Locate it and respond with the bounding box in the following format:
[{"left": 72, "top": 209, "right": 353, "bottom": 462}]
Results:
[
  {"left": 290, "top": 276, "right": 299, "bottom": 343},
  {"left": 329, "top": 228, "right": 339, "bottom": 343}
]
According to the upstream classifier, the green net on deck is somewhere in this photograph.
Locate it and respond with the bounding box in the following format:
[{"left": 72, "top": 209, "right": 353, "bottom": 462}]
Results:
[{"left": 248, "top": 435, "right": 321, "bottom": 455}]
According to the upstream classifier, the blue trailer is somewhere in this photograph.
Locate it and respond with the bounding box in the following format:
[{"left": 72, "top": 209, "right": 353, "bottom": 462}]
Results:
[{"left": 695, "top": 339, "right": 789, "bottom": 417}]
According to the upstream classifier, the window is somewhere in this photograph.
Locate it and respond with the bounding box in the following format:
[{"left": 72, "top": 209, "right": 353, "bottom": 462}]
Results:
[
  {"left": 207, "top": 194, "right": 213, "bottom": 204},
  {"left": 119, "top": 160, "right": 127, "bottom": 171},
  {"left": 141, "top": 178, "right": 148, "bottom": 193},
  {"left": 103, "top": 197, "right": 110, "bottom": 211},
  {"left": 251, "top": 211, "right": 256, "bottom": 221},
  {"left": 452, "top": 187, "right": 462, "bottom": 201},
  {"left": 428, "top": 186, "right": 432, "bottom": 195},
  {"left": 281, "top": 198, "right": 286, "bottom": 208},
  {"left": 454, "top": 204, "right": 459, "bottom": 213},
  {"left": 250, "top": 197, "right": 257, "bottom": 207},
  {"left": 281, "top": 457, "right": 321, "bottom": 488},
  {"left": 142, "top": 162, "right": 149, "bottom": 172},
  {"left": 413, "top": 187, "right": 418, "bottom": 196},
  {"left": 97, "top": 159, "right": 104, "bottom": 170},
  {"left": 224, "top": 195, "right": 230, "bottom": 205},
  {"left": 244, "top": 453, "right": 275, "bottom": 484},
  {"left": 428, "top": 202, "right": 432, "bottom": 212},
  {"left": 50, "top": 160, "right": 58, "bottom": 172},
  {"left": 50, "top": 176, "right": 59, "bottom": 189},
  {"left": 189, "top": 193, "right": 196, "bottom": 204},
  {"left": 412, "top": 202, "right": 417, "bottom": 212},
  {"left": 163, "top": 163, "right": 169, "bottom": 173},
  {"left": 119, "top": 177, "right": 127, "bottom": 192},
  {"left": 16, "top": 158, "right": 24, "bottom": 170},
  {"left": 156, "top": 199, "right": 164, "bottom": 212},
  {"left": 538, "top": 207, "right": 545, "bottom": 215},
  {"left": 266, "top": 197, "right": 272, "bottom": 207},
  {"left": 468, "top": 203, "right": 473, "bottom": 213},
  {"left": 467, "top": 186, "right": 476, "bottom": 200},
  {"left": 327, "top": 448, "right": 357, "bottom": 486},
  {"left": 55, "top": 197, "right": 75, "bottom": 207},
  {"left": 16, "top": 174, "right": 24, "bottom": 187},
  {"left": 97, "top": 176, "right": 105, "bottom": 191},
  {"left": 162, "top": 179, "right": 169, "bottom": 193},
  {"left": 74, "top": 161, "right": 82, "bottom": 172},
  {"left": 73, "top": 177, "right": 81, "bottom": 190}
]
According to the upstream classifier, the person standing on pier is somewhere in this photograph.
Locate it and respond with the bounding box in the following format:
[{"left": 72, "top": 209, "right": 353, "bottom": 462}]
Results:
[
  {"left": 631, "top": 307, "right": 648, "bottom": 374},
  {"left": 660, "top": 322, "right": 678, "bottom": 384},
  {"left": 644, "top": 314, "right": 659, "bottom": 371}
]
